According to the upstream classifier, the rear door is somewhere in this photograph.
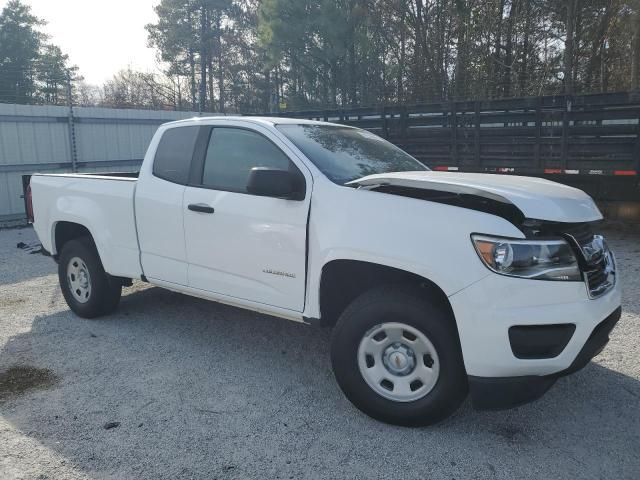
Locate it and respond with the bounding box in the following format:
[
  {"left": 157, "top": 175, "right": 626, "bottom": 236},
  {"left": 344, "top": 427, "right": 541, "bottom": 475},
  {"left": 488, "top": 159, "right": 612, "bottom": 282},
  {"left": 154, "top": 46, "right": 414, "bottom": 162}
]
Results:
[
  {"left": 135, "top": 125, "right": 200, "bottom": 286},
  {"left": 182, "top": 123, "right": 311, "bottom": 312}
]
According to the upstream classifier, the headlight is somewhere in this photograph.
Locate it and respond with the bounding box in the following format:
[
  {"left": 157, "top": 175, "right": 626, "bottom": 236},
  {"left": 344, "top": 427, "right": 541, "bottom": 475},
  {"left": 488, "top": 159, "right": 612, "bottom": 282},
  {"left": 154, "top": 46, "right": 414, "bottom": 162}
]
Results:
[{"left": 471, "top": 235, "right": 581, "bottom": 281}]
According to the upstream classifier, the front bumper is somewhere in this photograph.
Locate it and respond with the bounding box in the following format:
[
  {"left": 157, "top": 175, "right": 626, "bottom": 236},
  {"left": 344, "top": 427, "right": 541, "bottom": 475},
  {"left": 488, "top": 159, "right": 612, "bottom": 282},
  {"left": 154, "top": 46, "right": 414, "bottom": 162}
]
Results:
[
  {"left": 449, "top": 271, "right": 621, "bottom": 378},
  {"left": 448, "top": 262, "right": 622, "bottom": 409},
  {"left": 468, "top": 306, "right": 622, "bottom": 410}
]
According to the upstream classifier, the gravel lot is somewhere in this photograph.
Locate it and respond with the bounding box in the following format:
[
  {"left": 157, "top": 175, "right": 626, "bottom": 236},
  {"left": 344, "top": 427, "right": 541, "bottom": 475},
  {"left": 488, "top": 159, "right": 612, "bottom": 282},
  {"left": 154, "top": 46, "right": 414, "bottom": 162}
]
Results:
[{"left": 0, "top": 226, "right": 639, "bottom": 480}]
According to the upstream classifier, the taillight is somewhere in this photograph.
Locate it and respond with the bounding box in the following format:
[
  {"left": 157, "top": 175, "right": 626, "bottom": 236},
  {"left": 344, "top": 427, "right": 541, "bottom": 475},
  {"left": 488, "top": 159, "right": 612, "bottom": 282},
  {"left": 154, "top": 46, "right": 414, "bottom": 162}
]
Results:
[{"left": 26, "top": 184, "right": 34, "bottom": 223}]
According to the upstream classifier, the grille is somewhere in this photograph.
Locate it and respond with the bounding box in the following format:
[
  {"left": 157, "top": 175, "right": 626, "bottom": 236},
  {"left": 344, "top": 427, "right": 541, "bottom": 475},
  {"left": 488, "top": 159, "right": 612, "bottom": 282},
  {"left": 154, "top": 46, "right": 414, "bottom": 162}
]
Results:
[
  {"left": 562, "top": 223, "right": 595, "bottom": 247},
  {"left": 526, "top": 221, "right": 614, "bottom": 298},
  {"left": 584, "top": 255, "right": 613, "bottom": 297},
  {"left": 561, "top": 223, "right": 614, "bottom": 298}
]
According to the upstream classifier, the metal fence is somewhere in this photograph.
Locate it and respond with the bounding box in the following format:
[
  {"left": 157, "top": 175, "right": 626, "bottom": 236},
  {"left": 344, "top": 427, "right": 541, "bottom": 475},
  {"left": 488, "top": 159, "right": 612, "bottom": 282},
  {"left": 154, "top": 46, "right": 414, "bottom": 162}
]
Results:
[
  {"left": 2, "top": 92, "right": 639, "bottom": 224},
  {"left": 275, "top": 91, "right": 640, "bottom": 177},
  {"left": 0, "top": 103, "right": 200, "bottom": 223}
]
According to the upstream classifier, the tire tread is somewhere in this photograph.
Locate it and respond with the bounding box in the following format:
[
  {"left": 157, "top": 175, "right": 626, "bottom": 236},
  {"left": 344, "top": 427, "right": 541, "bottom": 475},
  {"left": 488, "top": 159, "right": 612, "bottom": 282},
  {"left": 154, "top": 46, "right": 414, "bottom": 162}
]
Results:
[
  {"left": 58, "top": 236, "right": 122, "bottom": 318},
  {"left": 330, "top": 284, "right": 468, "bottom": 426}
]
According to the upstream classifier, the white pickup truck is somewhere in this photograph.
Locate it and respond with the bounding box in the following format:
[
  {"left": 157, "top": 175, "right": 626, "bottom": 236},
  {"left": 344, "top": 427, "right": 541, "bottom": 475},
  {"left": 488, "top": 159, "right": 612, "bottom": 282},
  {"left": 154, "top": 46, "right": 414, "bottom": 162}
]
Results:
[{"left": 28, "top": 116, "right": 621, "bottom": 426}]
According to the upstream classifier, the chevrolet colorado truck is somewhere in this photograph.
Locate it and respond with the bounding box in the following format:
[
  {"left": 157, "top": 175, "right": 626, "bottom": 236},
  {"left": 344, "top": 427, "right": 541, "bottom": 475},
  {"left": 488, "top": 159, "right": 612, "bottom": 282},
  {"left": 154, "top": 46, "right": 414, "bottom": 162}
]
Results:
[{"left": 28, "top": 117, "right": 621, "bottom": 426}]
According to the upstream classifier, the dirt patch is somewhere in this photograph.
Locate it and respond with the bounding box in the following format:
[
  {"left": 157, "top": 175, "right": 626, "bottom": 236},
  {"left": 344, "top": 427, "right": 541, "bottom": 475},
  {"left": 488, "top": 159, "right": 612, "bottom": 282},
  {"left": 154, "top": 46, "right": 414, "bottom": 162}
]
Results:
[
  {"left": 0, "top": 297, "right": 26, "bottom": 308},
  {"left": 0, "top": 365, "right": 58, "bottom": 400}
]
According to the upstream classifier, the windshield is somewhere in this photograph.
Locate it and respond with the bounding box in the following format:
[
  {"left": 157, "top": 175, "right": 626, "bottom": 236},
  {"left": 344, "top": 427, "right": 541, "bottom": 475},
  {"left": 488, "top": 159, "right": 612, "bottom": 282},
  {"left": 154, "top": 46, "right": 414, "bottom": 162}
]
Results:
[{"left": 276, "top": 124, "right": 428, "bottom": 185}]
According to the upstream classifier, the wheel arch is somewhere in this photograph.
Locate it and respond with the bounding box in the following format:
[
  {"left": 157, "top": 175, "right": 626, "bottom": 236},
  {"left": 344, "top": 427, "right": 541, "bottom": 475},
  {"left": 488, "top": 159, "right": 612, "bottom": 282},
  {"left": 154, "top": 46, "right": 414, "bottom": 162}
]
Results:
[
  {"left": 318, "top": 259, "right": 455, "bottom": 329},
  {"left": 52, "top": 221, "right": 97, "bottom": 258}
]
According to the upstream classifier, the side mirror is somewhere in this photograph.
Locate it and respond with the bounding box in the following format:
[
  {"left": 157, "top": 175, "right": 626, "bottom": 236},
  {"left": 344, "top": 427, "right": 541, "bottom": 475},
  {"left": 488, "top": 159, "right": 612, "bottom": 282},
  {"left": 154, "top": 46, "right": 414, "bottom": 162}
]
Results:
[{"left": 246, "top": 167, "right": 303, "bottom": 200}]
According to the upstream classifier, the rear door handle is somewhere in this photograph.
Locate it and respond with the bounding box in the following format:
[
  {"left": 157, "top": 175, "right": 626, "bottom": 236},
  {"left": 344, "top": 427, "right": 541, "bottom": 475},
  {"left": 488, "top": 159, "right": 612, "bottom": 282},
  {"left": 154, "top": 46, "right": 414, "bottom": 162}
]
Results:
[{"left": 187, "top": 203, "right": 215, "bottom": 214}]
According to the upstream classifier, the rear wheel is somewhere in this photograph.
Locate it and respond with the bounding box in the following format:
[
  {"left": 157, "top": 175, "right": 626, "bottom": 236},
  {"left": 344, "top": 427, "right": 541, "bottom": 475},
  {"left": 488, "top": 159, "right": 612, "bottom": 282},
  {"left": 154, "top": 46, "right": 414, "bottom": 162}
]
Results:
[
  {"left": 58, "top": 237, "right": 122, "bottom": 318},
  {"left": 330, "top": 286, "right": 468, "bottom": 426}
]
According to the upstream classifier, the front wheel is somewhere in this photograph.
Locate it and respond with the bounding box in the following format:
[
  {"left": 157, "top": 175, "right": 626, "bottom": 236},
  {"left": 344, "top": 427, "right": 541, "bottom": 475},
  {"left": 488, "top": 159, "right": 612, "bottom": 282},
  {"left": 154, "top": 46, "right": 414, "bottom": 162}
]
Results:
[
  {"left": 330, "top": 286, "right": 468, "bottom": 426},
  {"left": 58, "top": 237, "right": 122, "bottom": 318}
]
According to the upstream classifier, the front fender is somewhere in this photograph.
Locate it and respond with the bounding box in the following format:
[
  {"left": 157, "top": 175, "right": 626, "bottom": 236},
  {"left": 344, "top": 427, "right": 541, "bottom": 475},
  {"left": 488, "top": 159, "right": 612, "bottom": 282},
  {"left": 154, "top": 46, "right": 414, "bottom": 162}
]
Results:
[{"left": 303, "top": 183, "right": 523, "bottom": 319}]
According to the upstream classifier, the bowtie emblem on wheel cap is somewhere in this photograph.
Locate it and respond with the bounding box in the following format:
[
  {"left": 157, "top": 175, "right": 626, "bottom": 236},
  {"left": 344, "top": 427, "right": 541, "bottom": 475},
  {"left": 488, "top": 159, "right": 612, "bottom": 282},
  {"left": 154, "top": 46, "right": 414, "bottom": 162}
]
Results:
[
  {"left": 383, "top": 343, "right": 416, "bottom": 376},
  {"left": 391, "top": 352, "right": 406, "bottom": 369}
]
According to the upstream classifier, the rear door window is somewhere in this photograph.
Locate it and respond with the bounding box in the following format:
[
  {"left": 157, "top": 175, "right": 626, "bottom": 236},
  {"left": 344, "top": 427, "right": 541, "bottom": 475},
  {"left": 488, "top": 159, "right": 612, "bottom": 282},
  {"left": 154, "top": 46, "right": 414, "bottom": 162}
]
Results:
[{"left": 153, "top": 126, "right": 200, "bottom": 185}]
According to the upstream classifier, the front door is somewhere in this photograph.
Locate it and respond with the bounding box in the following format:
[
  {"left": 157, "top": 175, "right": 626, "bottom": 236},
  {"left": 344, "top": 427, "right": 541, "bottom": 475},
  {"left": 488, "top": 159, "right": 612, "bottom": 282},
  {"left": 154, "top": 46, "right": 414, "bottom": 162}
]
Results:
[{"left": 182, "top": 125, "right": 310, "bottom": 312}]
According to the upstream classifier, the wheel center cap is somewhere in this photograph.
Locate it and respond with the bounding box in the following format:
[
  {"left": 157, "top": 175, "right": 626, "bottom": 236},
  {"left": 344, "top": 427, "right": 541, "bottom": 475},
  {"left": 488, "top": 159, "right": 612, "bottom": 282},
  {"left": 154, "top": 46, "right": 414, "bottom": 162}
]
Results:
[
  {"left": 390, "top": 351, "right": 407, "bottom": 369},
  {"left": 382, "top": 343, "right": 415, "bottom": 376},
  {"left": 79, "top": 270, "right": 88, "bottom": 288}
]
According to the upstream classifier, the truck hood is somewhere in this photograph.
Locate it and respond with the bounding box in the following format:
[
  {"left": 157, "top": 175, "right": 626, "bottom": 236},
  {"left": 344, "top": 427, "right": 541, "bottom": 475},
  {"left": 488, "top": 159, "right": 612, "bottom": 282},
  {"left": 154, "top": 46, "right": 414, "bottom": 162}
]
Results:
[{"left": 347, "top": 171, "right": 602, "bottom": 223}]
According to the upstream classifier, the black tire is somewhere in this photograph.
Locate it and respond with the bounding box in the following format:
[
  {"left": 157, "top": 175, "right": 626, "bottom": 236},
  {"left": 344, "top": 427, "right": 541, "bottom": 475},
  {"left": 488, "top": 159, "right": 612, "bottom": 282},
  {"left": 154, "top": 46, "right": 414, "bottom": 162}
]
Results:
[
  {"left": 58, "top": 237, "right": 122, "bottom": 319},
  {"left": 330, "top": 285, "right": 468, "bottom": 427}
]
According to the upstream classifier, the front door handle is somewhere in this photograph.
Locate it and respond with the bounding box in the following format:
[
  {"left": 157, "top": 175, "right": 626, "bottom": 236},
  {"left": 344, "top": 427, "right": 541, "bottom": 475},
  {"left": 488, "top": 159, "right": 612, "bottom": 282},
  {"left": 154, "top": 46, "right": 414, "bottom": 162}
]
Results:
[{"left": 187, "top": 203, "right": 215, "bottom": 214}]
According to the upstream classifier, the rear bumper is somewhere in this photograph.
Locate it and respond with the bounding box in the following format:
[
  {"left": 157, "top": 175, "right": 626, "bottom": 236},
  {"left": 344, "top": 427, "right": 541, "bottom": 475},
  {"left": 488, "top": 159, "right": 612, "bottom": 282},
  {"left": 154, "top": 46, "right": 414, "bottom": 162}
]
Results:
[{"left": 469, "top": 306, "right": 622, "bottom": 410}]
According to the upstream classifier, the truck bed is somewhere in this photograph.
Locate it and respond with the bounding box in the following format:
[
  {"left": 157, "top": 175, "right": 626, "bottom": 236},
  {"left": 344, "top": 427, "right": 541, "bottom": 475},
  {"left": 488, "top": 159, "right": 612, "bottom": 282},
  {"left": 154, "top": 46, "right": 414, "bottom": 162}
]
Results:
[
  {"left": 30, "top": 173, "right": 143, "bottom": 279},
  {"left": 64, "top": 171, "right": 140, "bottom": 179}
]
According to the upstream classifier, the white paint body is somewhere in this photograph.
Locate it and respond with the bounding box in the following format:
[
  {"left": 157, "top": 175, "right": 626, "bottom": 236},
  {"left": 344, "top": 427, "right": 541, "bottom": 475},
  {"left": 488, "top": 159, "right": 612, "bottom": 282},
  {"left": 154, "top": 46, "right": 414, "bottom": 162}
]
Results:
[
  {"left": 348, "top": 171, "right": 603, "bottom": 223},
  {"left": 30, "top": 116, "right": 621, "bottom": 379}
]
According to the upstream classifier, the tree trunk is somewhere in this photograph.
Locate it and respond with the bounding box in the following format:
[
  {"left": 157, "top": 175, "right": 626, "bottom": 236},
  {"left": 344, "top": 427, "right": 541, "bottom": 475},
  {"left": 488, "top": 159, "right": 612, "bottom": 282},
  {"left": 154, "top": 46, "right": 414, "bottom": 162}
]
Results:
[
  {"left": 585, "top": 4, "right": 614, "bottom": 91},
  {"left": 518, "top": 0, "right": 531, "bottom": 95},
  {"left": 397, "top": 0, "right": 405, "bottom": 103},
  {"left": 199, "top": 5, "right": 207, "bottom": 113},
  {"left": 349, "top": 41, "right": 357, "bottom": 105},
  {"left": 322, "top": 63, "right": 329, "bottom": 106},
  {"left": 273, "top": 65, "right": 279, "bottom": 113},
  {"left": 490, "top": 0, "right": 505, "bottom": 97},
  {"left": 189, "top": 48, "right": 197, "bottom": 110},
  {"left": 208, "top": 49, "right": 214, "bottom": 110},
  {"left": 442, "top": 1, "right": 453, "bottom": 98},
  {"left": 453, "top": 1, "right": 470, "bottom": 99},
  {"left": 330, "top": 59, "right": 338, "bottom": 106},
  {"left": 632, "top": 4, "right": 640, "bottom": 89},
  {"left": 177, "top": 77, "right": 182, "bottom": 110},
  {"left": 502, "top": 0, "right": 518, "bottom": 97},
  {"left": 436, "top": 0, "right": 446, "bottom": 98},
  {"left": 215, "top": 14, "right": 225, "bottom": 113},
  {"left": 564, "top": 0, "right": 577, "bottom": 94},
  {"left": 574, "top": 5, "right": 584, "bottom": 88},
  {"left": 414, "top": 0, "right": 424, "bottom": 101}
]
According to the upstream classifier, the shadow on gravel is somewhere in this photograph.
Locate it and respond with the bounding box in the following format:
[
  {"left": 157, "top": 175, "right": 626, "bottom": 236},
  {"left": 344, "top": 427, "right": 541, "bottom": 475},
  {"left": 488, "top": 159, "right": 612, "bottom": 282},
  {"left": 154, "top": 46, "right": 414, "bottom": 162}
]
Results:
[
  {"left": 1, "top": 286, "right": 639, "bottom": 479},
  {"left": 0, "top": 228, "right": 55, "bottom": 286}
]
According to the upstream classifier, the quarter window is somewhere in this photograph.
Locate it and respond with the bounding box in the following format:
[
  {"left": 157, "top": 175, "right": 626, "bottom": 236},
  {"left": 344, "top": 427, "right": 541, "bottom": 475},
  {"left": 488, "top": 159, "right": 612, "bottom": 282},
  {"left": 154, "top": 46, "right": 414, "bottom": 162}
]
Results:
[
  {"left": 152, "top": 126, "right": 200, "bottom": 185},
  {"left": 202, "top": 128, "right": 292, "bottom": 192}
]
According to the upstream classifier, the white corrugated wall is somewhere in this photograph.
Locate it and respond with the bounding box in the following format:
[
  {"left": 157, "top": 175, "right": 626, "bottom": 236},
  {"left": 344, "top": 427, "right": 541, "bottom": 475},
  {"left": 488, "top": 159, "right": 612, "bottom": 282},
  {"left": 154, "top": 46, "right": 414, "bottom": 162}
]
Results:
[{"left": 0, "top": 103, "right": 201, "bottom": 223}]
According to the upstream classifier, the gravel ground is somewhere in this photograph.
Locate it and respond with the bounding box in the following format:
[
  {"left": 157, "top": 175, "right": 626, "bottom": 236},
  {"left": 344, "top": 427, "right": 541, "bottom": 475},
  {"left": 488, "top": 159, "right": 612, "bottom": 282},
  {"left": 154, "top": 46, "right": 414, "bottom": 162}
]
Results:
[{"left": 0, "top": 226, "right": 638, "bottom": 480}]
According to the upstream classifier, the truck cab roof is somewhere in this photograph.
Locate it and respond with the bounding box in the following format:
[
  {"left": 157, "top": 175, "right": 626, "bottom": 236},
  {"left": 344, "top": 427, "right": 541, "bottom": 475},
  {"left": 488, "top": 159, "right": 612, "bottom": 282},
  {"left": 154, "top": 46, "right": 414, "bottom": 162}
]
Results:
[{"left": 162, "top": 116, "right": 346, "bottom": 128}]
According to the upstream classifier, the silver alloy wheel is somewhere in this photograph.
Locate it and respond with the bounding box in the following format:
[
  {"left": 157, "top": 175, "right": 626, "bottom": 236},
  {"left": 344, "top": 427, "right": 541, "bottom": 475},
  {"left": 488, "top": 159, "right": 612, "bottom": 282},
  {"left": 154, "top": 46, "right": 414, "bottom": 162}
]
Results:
[
  {"left": 357, "top": 322, "right": 440, "bottom": 402},
  {"left": 67, "top": 256, "right": 92, "bottom": 304}
]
